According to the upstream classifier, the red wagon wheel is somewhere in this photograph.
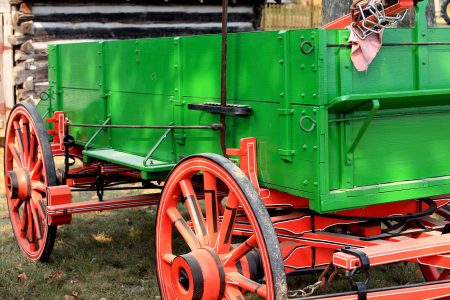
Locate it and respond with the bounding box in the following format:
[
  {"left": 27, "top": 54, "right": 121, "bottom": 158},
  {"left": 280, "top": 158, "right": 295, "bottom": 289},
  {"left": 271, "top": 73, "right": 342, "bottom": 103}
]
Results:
[
  {"left": 156, "top": 154, "right": 287, "bottom": 300},
  {"left": 4, "top": 102, "right": 57, "bottom": 261}
]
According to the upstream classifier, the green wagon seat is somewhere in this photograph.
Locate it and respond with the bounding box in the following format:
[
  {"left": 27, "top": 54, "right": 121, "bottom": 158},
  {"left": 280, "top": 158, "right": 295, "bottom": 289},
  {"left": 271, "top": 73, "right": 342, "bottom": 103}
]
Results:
[{"left": 83, "top": 148, "right": 175, "bottom": 175}]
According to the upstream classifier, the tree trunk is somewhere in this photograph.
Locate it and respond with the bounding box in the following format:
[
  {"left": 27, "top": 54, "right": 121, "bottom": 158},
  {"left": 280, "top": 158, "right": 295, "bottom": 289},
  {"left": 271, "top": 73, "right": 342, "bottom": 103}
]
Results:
[
  {"left": 321, "top": 0, "right": 436, "bottom": 27},
  {"left": 321, "top": 0, "right": 352, "bottom": 25},
  {"left": 400, "top": 0, "right": 436, "bottom": 27}
]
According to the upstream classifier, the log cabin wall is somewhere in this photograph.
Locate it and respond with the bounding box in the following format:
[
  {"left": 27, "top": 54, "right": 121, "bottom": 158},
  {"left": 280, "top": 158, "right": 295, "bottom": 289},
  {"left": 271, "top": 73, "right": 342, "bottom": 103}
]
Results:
[
  {"left": 5, "top": 0, "right": 264, "bottom": 128},
  {"left": 0, "top": 0, "right": 13, "bottom": 131}
]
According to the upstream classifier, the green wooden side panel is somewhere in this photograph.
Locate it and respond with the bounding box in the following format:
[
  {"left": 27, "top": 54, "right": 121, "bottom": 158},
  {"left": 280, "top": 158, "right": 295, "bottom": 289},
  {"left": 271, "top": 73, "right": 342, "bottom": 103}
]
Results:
[
  {"left": 353, "top": 111, "right": 450, "bottom": 186},
  {"left": 105, "top": 38, "right": 176, "bottom": 95},
  {"left": 41, "top": 20, "right": 450, "bottom": 213},
  {"left": 179, "top": 31, "right": 284, "bottom": 102},
  {"left": 62, "top": 89, "right": 109, "bottom": 148},
  {"left": 59, "top": 43, "right": 102, "bottom": 90}
]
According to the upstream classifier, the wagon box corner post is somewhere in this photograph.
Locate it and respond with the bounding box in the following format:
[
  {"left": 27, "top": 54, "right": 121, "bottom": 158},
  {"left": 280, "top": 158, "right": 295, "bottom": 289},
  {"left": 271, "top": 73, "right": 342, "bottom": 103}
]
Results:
[{"left": 4, "top": 0, "right": 450, "bottom": 299}]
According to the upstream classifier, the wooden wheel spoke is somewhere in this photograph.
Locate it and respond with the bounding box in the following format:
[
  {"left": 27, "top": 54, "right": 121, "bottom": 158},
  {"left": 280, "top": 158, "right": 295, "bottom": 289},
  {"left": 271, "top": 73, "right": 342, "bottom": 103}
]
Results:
[
  {"left": 22, "top": 121, "right": 30, "bottom": 163},
  {"left": 28, "top": 133, "right": 37, "bottom": 168},
  {"left": 31, "top": 180, "right": 46, "bottom": 193},
  {"left": 179, "top": 179, "right": 208, "bottom": 246},
  {"left": 13, "top": 120, "right": 25, "bottom": 161},
  {"left": 166, "top": 206, "right": 200, "bottom": 250},
  {"left": 204, "top": 171, "right": 220, "bottom": 245},
  {"left": 20, "top": 202, "right": 29, "bottom": 238},
  {"left": 26, "top": 203, "right": 34, "bottom": 242},
  {"left": 8, "top": 143, "right": 23, "bottom": 166},
  {"left": 224, "top": 285, "right": 246, "bottom": 299},
  {"left": 12, "top": 199, "right": 25, "bottom": 212},
  {"left": 223, "top": 235, "right": 257, "bottom": 267},
  {"left": 31, "top": 158, "right": 43, "bottom": 179},
  {"left": 29, "top": 200, "right": 43, "bottom": 240},
  {"left": 216, "top": 192, "right": 239, "bottom": 254},
  {"left": 226, "top": 272, "right": 267, "bottom": 298},
  {"left": 31, "top": 191, "right": 46, "bottom": 220},
  {"left": 162, "top": 253, "right": 176, "bottom": 265}
]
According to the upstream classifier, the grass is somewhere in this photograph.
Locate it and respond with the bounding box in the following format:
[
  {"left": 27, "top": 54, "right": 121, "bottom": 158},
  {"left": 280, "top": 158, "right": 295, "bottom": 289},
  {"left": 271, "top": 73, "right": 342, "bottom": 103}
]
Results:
[{"left": 0, "top": 144, "right": 429, "bottom": 300}]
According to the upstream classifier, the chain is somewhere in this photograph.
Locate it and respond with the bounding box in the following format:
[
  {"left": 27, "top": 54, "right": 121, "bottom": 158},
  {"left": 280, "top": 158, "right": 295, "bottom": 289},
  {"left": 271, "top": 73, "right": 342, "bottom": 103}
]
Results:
[
  {"left": 287, "top": 264, "right": 339, "bottom": 298},
  {"left": 287, "top": 280, "right": 323, "bottom": 298}
]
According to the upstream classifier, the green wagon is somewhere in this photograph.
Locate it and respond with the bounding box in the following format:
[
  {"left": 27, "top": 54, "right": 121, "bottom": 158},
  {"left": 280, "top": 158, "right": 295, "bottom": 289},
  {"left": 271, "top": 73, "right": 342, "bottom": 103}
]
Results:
[{"left": 4, "top": 1, "right": 450, "bottom": 299}]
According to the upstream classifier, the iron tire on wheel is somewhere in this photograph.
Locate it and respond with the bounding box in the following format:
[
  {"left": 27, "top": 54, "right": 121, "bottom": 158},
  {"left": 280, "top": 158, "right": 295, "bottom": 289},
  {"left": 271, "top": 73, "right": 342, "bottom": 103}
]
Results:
[
  {"left": 156, "top": 154, "right": 287, "bottom": 299},
  {"left": 443, "top": 0, "right": 450, "bottom": 25},
  {"left": 4, "top": 102, "right": 57, "bottom": 262}
]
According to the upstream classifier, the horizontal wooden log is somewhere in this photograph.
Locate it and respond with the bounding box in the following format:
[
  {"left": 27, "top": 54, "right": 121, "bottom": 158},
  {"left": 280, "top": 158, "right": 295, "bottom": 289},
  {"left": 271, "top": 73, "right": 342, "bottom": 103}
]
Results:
[
  {"left": 20, "top": 40, "right": 34, "bottom": 53},
  {"left": 9, "top": 0, "right": 23, "bottom": 5},
  {"left": 22, "top": 59, "right": 47, "bottom": 70},
  {"left": 12, "top": 11, "right": 34, "bottom": 25},
  {"left": 7, "top": 34, "right": 30, "bottom": 45},
  {"left": 32, "top": 11, "right": 255, "bottom": 24},
  {"left": 13, "top": 65, "right": 48, "bottom": 85},
  {"left": 22, "top": 76, "right": 34, "bottom": 91},
  {"left": 24, "top": 21, "right": 254, "bottom": 41},
  {"left": 14, "top": 49, "right": 48, "bottom": 62},
  {"left": 20, "top": 21, "right": 34, "bottom": 35},
  {"left": 17, "top": 82, "right": 49, "bottom": 99},
  {"left": 29, "top": 5, "right": 255, "bottom": 24},
  {"left": 31, "top": 0, "right": 264, "bottom": 5}
]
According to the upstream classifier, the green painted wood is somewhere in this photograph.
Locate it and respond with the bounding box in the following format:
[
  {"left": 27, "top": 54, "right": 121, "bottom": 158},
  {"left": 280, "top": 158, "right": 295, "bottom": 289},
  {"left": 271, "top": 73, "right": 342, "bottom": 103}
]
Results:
[
  {"left": 82, "top": 149, "right": 175, "bottom": 173},
  {"left": 42, "top": 20, "right": 450, "bottom": 213}
]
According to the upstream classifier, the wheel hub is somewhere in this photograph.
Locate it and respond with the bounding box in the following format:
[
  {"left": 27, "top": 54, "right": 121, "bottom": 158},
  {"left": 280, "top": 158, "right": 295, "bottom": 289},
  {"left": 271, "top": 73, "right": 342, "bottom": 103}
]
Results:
[
  {"left": 171, "top": 247, "right": 225, "bottom": 300},
  {"left": 6, "top": 168, "right": 31, "bottom": 201}
]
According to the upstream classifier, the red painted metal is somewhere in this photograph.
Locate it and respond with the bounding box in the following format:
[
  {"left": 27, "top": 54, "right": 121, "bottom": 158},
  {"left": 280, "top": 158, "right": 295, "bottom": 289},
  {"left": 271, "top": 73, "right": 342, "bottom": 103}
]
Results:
[
  {"left": 333, "top": 234, "right": 450, "bottom": 270},
  {"left": 46, "top": 111, "right": 66, "bottom": 156},
  {"left": 227, "top": 136, "right": 450, "bottom": 291},
  {"left": 47, "top": 193, "right": 160, "bottom": 216},
  {"left": 47, "top": 185, "right": 72, "bottom": 225},
  {"left": 65, "top": 164, "right": 141, "bottom": 187}
]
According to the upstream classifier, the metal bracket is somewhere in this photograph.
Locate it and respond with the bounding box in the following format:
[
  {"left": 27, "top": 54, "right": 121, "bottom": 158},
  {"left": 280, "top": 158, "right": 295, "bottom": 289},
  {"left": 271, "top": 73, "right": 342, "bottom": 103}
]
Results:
[
  {"left": 84, "top": 118, "right": 111, "bottom": 150},
  {"left": 341, "top": 247, "right": 371, "bottom": 273},
  {"left": 346, "top": 99, "right": 380, "bottom": 165},
  {"left": 188, "top": 102, "right": 251, "bottom": 116},
  {"left": 143, "top": 123, "right": 173, "bottom": 166}
]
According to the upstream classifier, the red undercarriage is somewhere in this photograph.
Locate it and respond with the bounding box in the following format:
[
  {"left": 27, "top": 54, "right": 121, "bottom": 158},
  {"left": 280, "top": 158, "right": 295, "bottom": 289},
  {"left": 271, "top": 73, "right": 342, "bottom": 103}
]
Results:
[{"left": 45, "top": 114, "right": 450, "bottom": 299}]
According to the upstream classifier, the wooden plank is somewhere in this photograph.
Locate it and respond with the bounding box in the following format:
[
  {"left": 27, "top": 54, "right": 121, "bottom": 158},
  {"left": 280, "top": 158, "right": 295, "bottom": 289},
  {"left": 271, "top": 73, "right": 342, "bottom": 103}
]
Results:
[
  {"left": 2, "top": 11, "right": 14, "bottom": 131},
  {"left": 0, "top": 13, "right": 4, "bottom": 130},
  {"left": 12, "top": 11, "right": 33, "bottom": 25},
  {"left": 7, "top": 33, "right": 28, "bottom": 45},
  {"left": 14, "top": 49, "right": 47, "bottom": 62},
  {"left": 13, "top": 63, "right": 47, "bottom": 85},
  {"left": 8, "top": 0, "right": 22, "bottom": 5}
]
